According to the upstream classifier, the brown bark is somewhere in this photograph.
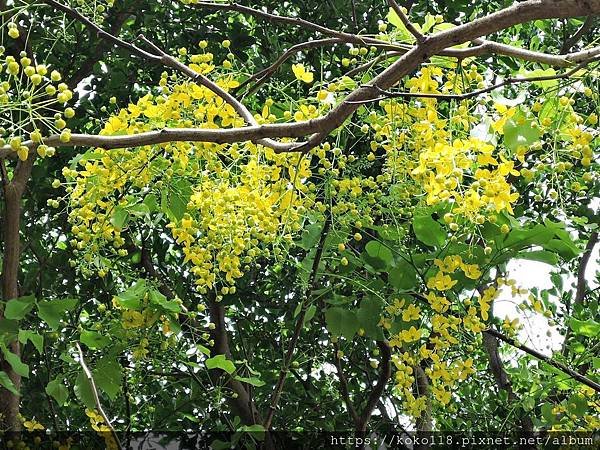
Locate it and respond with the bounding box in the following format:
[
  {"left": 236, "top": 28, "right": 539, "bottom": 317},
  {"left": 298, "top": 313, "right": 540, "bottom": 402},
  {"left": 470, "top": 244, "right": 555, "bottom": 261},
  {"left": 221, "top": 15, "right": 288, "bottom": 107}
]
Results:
[
  {"left": 208, "top": 300, "right": 261, "bottom": 426},
  {"left": 0, "top": 157, "right": 34, "bottom": 431}
]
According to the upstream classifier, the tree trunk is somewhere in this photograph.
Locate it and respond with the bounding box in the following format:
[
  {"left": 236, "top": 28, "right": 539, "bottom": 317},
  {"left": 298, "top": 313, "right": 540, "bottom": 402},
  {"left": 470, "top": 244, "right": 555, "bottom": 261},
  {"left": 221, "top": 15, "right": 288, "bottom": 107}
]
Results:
[
  {"left": 1, "top": 158, "right": 34, "bottom": 431},
  {"left": 1, "top": 183, "right": 23, "bottom": 431}
]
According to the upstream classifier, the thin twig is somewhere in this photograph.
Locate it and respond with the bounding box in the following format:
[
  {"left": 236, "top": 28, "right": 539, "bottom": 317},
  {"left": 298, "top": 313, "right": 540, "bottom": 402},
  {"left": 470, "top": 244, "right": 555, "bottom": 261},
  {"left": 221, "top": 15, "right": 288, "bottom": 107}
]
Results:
[
  {"left": 75, "top": 343, "right": 122, "bottom": 450},
  {"left": 348, "top": 58, "right": 598, "bottom": 104},
  {"left": 388, "top": 0, "right": 425, "bottom": 43},
  {"left": 238, "top": 38, "right": 343, "bottom": 94},
  {"left": 191, "top": 1, "right": 407, "bottom": 51},
  {"left": 561, "top": 16, "right": 597, "bottom": 54},
  {"left": 263, "top": 216, "right": 331, "bottom": 430}
]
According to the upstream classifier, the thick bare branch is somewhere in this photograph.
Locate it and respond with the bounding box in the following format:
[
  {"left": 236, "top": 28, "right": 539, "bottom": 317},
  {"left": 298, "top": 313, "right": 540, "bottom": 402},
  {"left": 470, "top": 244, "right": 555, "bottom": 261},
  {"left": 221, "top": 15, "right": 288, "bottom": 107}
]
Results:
[{"left": 3, "top": 0, "right": 598, "bottom": 159}]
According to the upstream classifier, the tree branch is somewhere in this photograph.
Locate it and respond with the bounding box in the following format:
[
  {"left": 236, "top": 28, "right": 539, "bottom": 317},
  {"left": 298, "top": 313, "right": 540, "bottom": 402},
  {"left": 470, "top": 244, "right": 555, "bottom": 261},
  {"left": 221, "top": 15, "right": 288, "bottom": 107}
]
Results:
[
  {"left": 190, "top": 1, "right": 407, "bottom": 51},
  {"left": 562, "top": 231, "right": 599, "bottom": 355},
  {"left": 408, "top": 292, "right": 600, "bottom": 393},
  {"left": 349, "top": 58, "right": 597, "bottom": 103},
  {"left": 332, "top": 342, "right": 360, "bottom": 426},
  {"left": 388, "top": 0, "right": 425, "bottom": 43},
  {"left": 208, "top": 299, "right": 262, "bottom": 426},
  {"left": 238, "top": 38, "right": 343, "bottom": 94},
  {"left": 263, "top": 215, "right": 331, "bottom": 430},
  {"left": 75, "top": 343, "right": 122, "bottom": 450},
  {"left": 561, "top": 15, "right": 597, "bottom": 54},
  {"left": 356, "top": 340, "right": 392, "bottom": 433},
  {"left": 2, "top": 0, "right": 597, "bottom": 159},
  {"left": 484, "top": 328, "right": 600, "bottom": 392}
]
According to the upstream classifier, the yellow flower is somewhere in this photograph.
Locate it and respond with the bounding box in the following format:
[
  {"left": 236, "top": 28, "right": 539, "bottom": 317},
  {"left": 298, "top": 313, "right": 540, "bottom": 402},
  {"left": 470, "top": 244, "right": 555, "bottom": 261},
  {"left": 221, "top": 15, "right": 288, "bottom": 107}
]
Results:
[
  {"left": 122, "top": 310, "right": 144, "bottom": 329},
  {"left": 462, "top": 263, "right": 482, "bottom": 279},
  {"left": 292, "top": 64, "right": 314, "bottom": 83},
  {"left": 434, "top": 255, "right": 462, "bottom": 273},
  {"left": 401, "top": 304, "right": 421, "bottom": 322},
  {"left": 427, "top": 272, "right": 458, "bottom": 291},
  {"left": 23, "top": 419, "right": 44, "bottom": 431},
  {"left": 400, "top": 326, "right": 421, "bottom": 343}
]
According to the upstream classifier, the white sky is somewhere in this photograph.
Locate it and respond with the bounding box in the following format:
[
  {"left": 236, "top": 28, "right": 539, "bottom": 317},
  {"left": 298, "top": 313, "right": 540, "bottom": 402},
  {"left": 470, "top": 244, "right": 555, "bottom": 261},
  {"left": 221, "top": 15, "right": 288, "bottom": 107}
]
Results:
[{"left": 497, "top": 245, "right": 599, "bottom": 355}]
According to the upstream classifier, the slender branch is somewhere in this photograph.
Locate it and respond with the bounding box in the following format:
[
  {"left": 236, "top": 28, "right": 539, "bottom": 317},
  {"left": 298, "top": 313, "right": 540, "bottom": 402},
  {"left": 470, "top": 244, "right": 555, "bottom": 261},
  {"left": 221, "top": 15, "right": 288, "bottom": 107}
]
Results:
[
  {"left": 561, "top": 16, "right": 597, "bottom": 54},
  {"left": 562, "top": 231, "right": 599, "bottom": 356},
  {"left": 348, "top": 59, "right": 597, "bottom": 104},
  {"left": 190, "top": 1, "right": 407, "bottom": 50},
  {"left": 332, "top": 342, "right": 360, "bottom": 426},
  {"left": 75, "top": 343, "right": 122, "bottom": 450},
  {"left": 483, "top": 329, "right": 600, "bottom": 392},
  {"left": 574, "top": 232, "right": 599, "bottom": 307},
  {"left": 408, "top": 292, "right": 600, "bottom": 392},
  {"left": 263, "top": 216, "right": 331, "bottom": 430},
  {"left": 238, "top": 38, "right": 343, "bottom": 94},
  {"left": 356, "top": 340, "right": 392, "bottom": 433},
  {"left": 208, "top": 299, "right": 262, "bottom": 425},
  {"left": 388, "top": 0, "right": 425, "bottom": 43},
  {"left": 413, "top": 365, "right": 432, "bottom": 433},
  {"left": 42, "top": 0, "right": 161, "bottom": 62},
  {"left": 482, "top": 331, "right": 533, "bottom": 434}
]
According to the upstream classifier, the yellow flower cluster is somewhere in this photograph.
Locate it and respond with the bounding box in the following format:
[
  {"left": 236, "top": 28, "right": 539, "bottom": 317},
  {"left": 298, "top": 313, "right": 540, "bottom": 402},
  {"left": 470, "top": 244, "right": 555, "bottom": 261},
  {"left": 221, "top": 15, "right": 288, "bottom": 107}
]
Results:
[
  {"left": 86, "top": 409, "right": 118, "bottom": 450},
  {"left": 0, "top": 47, "right": 73, "bottom": 160},
  {"left": 64, "top": 69, "right": 317, "bottom": 287}
]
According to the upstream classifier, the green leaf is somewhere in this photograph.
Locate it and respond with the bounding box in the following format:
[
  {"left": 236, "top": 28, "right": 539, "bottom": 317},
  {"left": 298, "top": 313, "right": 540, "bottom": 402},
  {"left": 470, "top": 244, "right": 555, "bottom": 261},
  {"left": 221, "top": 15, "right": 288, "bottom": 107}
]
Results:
[
  {"left": 75, "top": 371, "right": 95, "bottom": 409},
  {"left": 234, "top": 376, "right": 265, "bottom": 387},
  {"left": 148, "top": 289, "right": 181, "bottom": 313},
  {"left": 37, "top": 298, "right": 78, "bottom": 330},
  {"left": 365, "top": 241, "right": 394, "bottom": 266},
  {"left": 162, "top": 178, "right": 191, "bottom": 221},
  {"left": 0, "top": 371, "right": 18, "bottom": 394},
  {"left": 566, "top": 393, "right": 588, "bottom": 417},
  {"left": 356, "top": 297, "right": 384, "bottom": 340},
  {"left": 206, "top": 354, "right": 236, "bottom": 374},
  {"left": 110, "top": 206, "right": 129, "bottom": 231},
  {"left": 504, "top": 224, "right": 555, "bottom": 249},
  {"left": 46, "top": 378, "right": 69, "bottom": 405},
  {"left": 297, "top": 222, "right": 323, "bottom": 250},
  {"left": 421, "top": 13, "right": 436, "bottom": 33},
  {"left": 387, "top": 8, "right": 417, "bottom": 43},
  {"left": 303, "top": 304, "right": 317, "bottom": 325},
  {"left": 388, "top": 260, "right": 418, "bottom": 290},
  {"left": 515, "top": 250, "right": 559, "bottom": 265},
  {"left": 569, "top": 318, "right": 599, "bottom": 338},
  {"left": 0, "top": 319, "right": 19, "bottom": 342},
  {"left": 94, "top": 358, "right": 122, "bottom": 399},
  {"left": 80, "top": 330, "right": 111, "bottom": 350},
  {"left": 518, "top": 68, "right": 558, "bottom": 89},
  {"left": 325, "top": 307, "right": 358, "bottom": 340},
  {"left": 18, "top": 330, "right": 43, "bottom": 353},
  {"left": 115, "top": 280, "right": 147, "bottom": 310},
  {"left": 4, "top": 295, "right": 35, "bottom": 320},
  {"left": 503, "top": 111, "right": 541, "bottom": 152},
  {"left": 542, "top": 239, "right": 580, "bottom": 260},
  {"left": 413, "top": 215, "right": 445, "bottom": 247},
  {"left": 1, "top": 344, "right": 29, "bottom": 378}
]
